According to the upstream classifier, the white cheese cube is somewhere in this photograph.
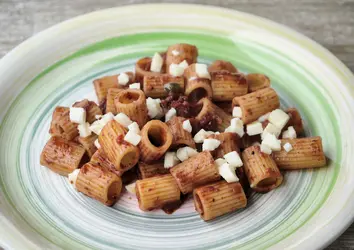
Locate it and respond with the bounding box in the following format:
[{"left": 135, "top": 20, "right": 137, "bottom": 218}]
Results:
[
  {"left": 179, "top": 60, "right": 189, "bottom": 69},
  {"left": 215, "top": 158, "right": 227, "bottom": 168},
  {"left": 193, "top": 129, "right": 214, "bottom": 143},
  {"left": 171, "top": 50, "right": 180, "bottom": 56},
  {"left": 118, "top": 72, "right": 130, "bottom": 86},
  {"left": 282, "top": 126, "right": 297, "bottom": 139},
  {"left": 94, "top": 139, "right": 101, "bottom": 149},
  {"left": 124, "top": 130, "right": 141, "bottom": 146},
  {"left": 95, "top": 114, "right": 102, "bottom": 120},
  {"left": 202, "top": 138, "right": 221, "bottom": 151},
  {"left": 99, "top": 112, "right": 114, "bottom": 126},
  {"left": 69, "top": 107, "right": 86, "bottom": 124},
  {"left": 89, "top": 120, "right": 104, "bottom": 135},
  {"left": 261, "top": 123, "right": 281, "bottom": 139},
  {"left": 125, "top": 182, "right": 136, "bottom": 195},
  {"left": 260, "top": 144, "right": 272, "bottom": 154},
  {"left": 78, "top": 122, "right": 92, "bottom": 138},
  {"left": 128, "top": 122, "right": 140, "bottom": 134},
  {"left": 169, "top": 63, "right": 185, "bottom": 77},
  {"left": 232, "top": 107, "right": 242, "bottom": 118},
  {"left": 224, "top": 151, "right": 243, "bottom": 168},
  {"left": 164, "top": 152, "right": 180, "bottom": 169},
  {"left": 146, "top": 97, "right": 163, "bottom": 119},
  {"left": 68, "top": 169, "right": 80, "bottom": 188},
  {"left": 268, "top": 109, "right": 290, "bottom": 129},
  {"left": 231, "top": 117, "right": 244, "bottom": 128},
  {"left": 215, "top": 132, "right": 220, "bottom": 135},
  {"left": 176, "top": 146, "right": 198, "bottom": 162},
  {"left": 129, "top": 83, "right": 140, "bottom": 89},
  {"left": 165, "top": 108, "right": 177, "bottom": 122},
  {"left": 182, "top": 119, "right": 192, "bottom": 133},
  {"left": 218, "top": 163, "right": 239, "bottom": 183},
  {"left": 114, "top": 113, "right": 133, "bottom": 127},
  {"left": 150, "top": 52, "right": 163, "bottom": 72},
  {"left": 195, "top": 63, "right": 211, "bottom": 80},
  {"left": 262, "top": 133, "right": 281, "bottom": 151},
  {"left": 225, "top": 118, "right": 245, "bottom": 137},
  {"left": 246, "top": 121, "right": 263, "bottom": 136},
  {"left": 283, "top": 142, "right": 293, "bottom": 152},
  {"left": 258, "top": 112, "right": 270, "bottom": 123},
  {"left": 185, "top": 147, "right": 198, "bottom": 158},
  {"left": 225, "top": 126, "right": 245, "bottom": 138}
]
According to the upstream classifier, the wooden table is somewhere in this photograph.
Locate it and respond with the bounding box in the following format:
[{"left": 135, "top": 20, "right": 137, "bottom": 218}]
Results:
[{"left": 0, "top": 0, "right": 353, "bottom": 249}]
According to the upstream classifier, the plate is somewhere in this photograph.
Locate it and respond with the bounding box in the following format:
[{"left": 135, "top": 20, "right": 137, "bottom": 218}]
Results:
[{"left": 0, "top": 4, "right": 354, "bottom": 250}]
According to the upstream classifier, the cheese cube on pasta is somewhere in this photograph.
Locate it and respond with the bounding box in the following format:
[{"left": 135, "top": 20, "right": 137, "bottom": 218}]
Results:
[
  {"left": 246, "top": 121, "right": 263, "bottom": 136},
  {"left": 282, "top": 126, "right": 297, "bottom": 139},
  {"left": 70, "top": 107, "right": 86, "bottom": 124},
  {"left": 182, "top": 119, "right": 192, "bottom": 133},
  {"left": 124, "top": 130, "right": 141, "bottom": 146},
  {"left": 202, "top": 138, "right": 221, "bottom": 151},
  {"left": 114, "top": 113, "right": 133, "bottom": 128},
  {"left": 118, "top": 73, "right": 130, "bottom": 86},
  {"left": 78, "top": 122, "right": 92, "bottom": 138},
  {"left": 195, "top": 63, "right": 211, "bottom": 79},
  {"left": 224, "top": 151, "right": 243, "bottom": 168},
  {"left": 150, "top": 52, "right": 163, "bottom": 72},
  {"left": 218, "top": 163, "right": 239, "bottom": 183},
  {"left": 268, "top": 109, "right": 290, "bottom": 129},
  {"left": 262, "top": 133, "right": 281, "bottom": 151},
  {"left": 164, "top": 152, "right": 180, "bottom": 169}
]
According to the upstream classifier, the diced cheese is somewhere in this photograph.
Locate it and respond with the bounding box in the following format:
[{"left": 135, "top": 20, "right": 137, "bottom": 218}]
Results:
[
  {"left": 176, "top": 146, "right": 198, "bottom": 162},
  {"left": 260, "top": 144, "right": 272, "bottom": 154},
  {"left": 99, "top": 112, "right": 114, "bottom": 125},
  {"left": 179, "top": 60, "right": 189, "bottom": 69},
  {"left": 215, "top": 158, "right": 227, "bottom": 168},
  {"left": 150, "top": 52, "right": 163, "bottom": 72},
  {"left": 182, "top": 119, "right": 192, "bottom": 133},
  {"left": 268, "top": 109, "right": 290, "bottom": 129},
  {"left": 165, "top": 108, "right": 177, "bottom": 122},
  {"left": 225, "top": 118, "right": 245, "bottom": 137},
  {"left": 89, "top": 120, "right": 104, "bottom": 135},
  {"left": 224, "top": 151, "right": 243, "bottom": 168},
  {"left": 128, "top": 122, "right": 140, "bottom": 134},
  {"left": 230, "top": 117, "right": 244, "bottom": 128},
  {"left": 283, "top": 142, "right": 293, "bottom": 152},
  {"left": 262, "top": 133, "right": 281, "bottom": 151},
  {"left": 69, "top": 107, "right": 86, "bottom": 124},
  {"left": 232, "top": 107, "right": 242, "bottom": 118},
  {"left": 193, "top": 129, "right": 214, "bottom": 143},
  {"left": 252, "top": 141, "right": 261, "bottom": 147},
  {"left": 261, "top": 123, "right": 281, "bottom": 139},
  {"left": 124, "top": 130, "right": 141, "bottom": 146},
  {"left": 258, "top": 112, "right": 270, "bottom": 123},
  {"left": 218, "top": 163, "right": 239, "bottom": 183},
  {"left": 195, "top": 63, "right": 211, "bottom": 79},
  {"left": 95, "top": 114, "right": 102, "bottom": 120},
  {"left": 169, "top": 63, "right": 185, "bottom": 77},
  {"left": 118, "top": 72, "right": 130, "bottom": 86},
  {"left": 146, "top": 97, "right": 163, "bottom": 119},
  {"left": 68, "top": 169, "right": 80, "bottom": 188},
  {"left": 78, "top": 122, "right": 92, "bottom": 138},
  {"left": 202, "top": 138, "right": 221, "bottom": 151},
  {"left": 125, "top": 182, "right": 136, "bottom": 195},
  {"left": 114, "top": 113, "right": 133, "bottom": 127},
  {"left": 94, "top": 139, "right": 101, "bottom": 149},
  {"left": 246, "top": 121, "right": 263, "bottom": 136},
  {"left": 185, "top": 147, "right": 198, "bottom": 158},
  {"left": 164, "top": 152, "right": 180, "bottom": 169},
  {"left": 282, "top": 126, "right": 297, "bottom": 139},
  {"left": 171, "top": 50, "right": 180, "bottom": 56},
  {"left": 129, "top": 83, "right": 140, "bottom": 89}
]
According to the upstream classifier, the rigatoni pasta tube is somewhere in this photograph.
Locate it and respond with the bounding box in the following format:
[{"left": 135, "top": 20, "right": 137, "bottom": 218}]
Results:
[
  {"left": 40, "top": 136, "right": 86, "bottom": 176},
  {"left": 242, "top": 145, "right": 283, "bottom": 193},
  {"left": 193, "top": 181, "right": 247, "bottom": 221},
  {"left": 246, "top": 73, "right": 271, "bottom": 92},
  {"left": 135, "top": 174, "right": 180, "bottom": 211},
  {"left": 114, "top": 89, "right": 148, "bottom": 128},
  {"left": 208, "top": 60, "right": 238, "bottom": 73},
  {"left": 75, "top": 162, "right": 122, "bottom": 206},
  {"left": 211, "top": 72, "right": 248, "bottom": 101},
  {"left": 216, "top": 101, "right": 233, "bottom": 114},
  {"left": 138, "top": 161, "right": 169, "bottom": 179},
  {"left": 143, "top": 75, "right": 184, "bottom": 98},
  {"left": 184, "top": 64, "right": 212, "bottom": 102},
  {"left": 91, "top": 149, "right": 122, "bottom": 176},
  {"left": 93, "top": 72, "right": 134, "bottom": 103},
  {"left": 138, "top": 120, "right": 173, "bottom": 163},
  {"left": 273, "top": 137, "right": 326, "bottom": 169},
  {"left": 73, "top": 99, "right": 102, "bottom": 123},
  {"left": 98, "top": 120, "right": 140, "bottom": 172},
  {"left": 78, "top": 134, "right": 98, "bottom": 158},
  {"left": 166, "top": 116, "right": 196, "bottom": 149},
  {"left": 49, "top": 106, "right": 78, "bottom": 141},
  {"left": 106, "top": 88, "right": 123, "bottom": 114},
  {"left": 135, "top": 55, "right": 166, "bottom": 84},
  {"left": 207, "top": 132, "right": 240, "bottom": 159},
  {"left": 166, "top": 43, "right": 198, "bottom": 73},
  {"left": 170, "top": 151, "right": 220, "bottom": 194},
  {"left": 196, "top": 98, "right": 232, "bottom": 131},
  {"left": 232, "top": 88, "right": 280, "bottom": 124}
]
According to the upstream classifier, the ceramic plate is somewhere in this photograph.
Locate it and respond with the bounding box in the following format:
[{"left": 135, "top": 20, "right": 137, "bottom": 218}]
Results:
[{"left": 1, "top": 4, "right": 354, "bottom": 250}]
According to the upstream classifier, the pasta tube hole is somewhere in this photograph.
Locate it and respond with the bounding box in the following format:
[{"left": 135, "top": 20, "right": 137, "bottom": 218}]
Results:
[
  {"left": 257, "top": 177, "right": 277, "bottom": 187},
  {"left": 188, "top": 88, "right": 208, "bottom": 103},
  {"left": 194, "top": 193, "right": 204, "bottom": 215},
  {"left": 121, "top": 152, "right": 138, "bottom": 170},
  {"left": 107, "top": 181, "right": 121, "bottom": 201},
  {"left": 148, "top": 126, "right": 166, "bottom": 147},
  {"left": 118, "top": 91, "right": 141, "bottom": 104}
]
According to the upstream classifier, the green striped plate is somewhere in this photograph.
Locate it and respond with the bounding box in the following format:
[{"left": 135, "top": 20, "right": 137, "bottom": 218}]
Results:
[{"left": 0, "top": 4, "right": 353, "bottom": 250}]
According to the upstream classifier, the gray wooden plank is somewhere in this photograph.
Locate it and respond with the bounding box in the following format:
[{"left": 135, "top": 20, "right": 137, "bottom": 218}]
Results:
[{"left": 0, "top": 1, "right": 353, "bottom": 249}]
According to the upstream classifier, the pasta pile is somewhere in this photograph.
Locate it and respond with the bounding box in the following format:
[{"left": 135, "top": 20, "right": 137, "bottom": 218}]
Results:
[{"left": 40, "top": 43, "right": 327, "bottom": 221}]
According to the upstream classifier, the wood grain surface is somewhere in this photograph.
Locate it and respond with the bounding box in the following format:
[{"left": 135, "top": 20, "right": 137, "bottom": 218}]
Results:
[{"left": 0, "top": 0, "right": 353, "bottom": 249}]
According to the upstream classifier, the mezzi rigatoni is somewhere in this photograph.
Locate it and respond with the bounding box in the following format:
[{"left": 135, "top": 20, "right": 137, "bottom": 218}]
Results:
[
  {"left": 207, "top": 132, "right": 240, "bottom": 159},
  {"left": 143, "top": 75, "right": 184, "bottom": 98},
  {"left": 166, "top": 116, "right": 196, "bottom": 149},
  {"left": 77, "top": 134, "right": 98, "bottom": 158},
  {"left": 194, "top": 181, "right": 247, "bottom": 221},
  {"left": 211, "top": 72, "right": 248, "bottom": 101},
  {"left": 184, "top": 63, "right": 213, "bottom": 101},
  {"left": 72, "top": 99, "right": 102, "bottom": 123},
  {"left": 106, "top": 88, "right": 123, "bottom": 114},
  {"left": 165, "top": 43, "right": 198, "bottom": 73},
  {"left": 49, "top": 106, "right": 78, "bottom": 141},
  {"left": 138, "top": 161, "right": 169, "bottom": 179}
]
